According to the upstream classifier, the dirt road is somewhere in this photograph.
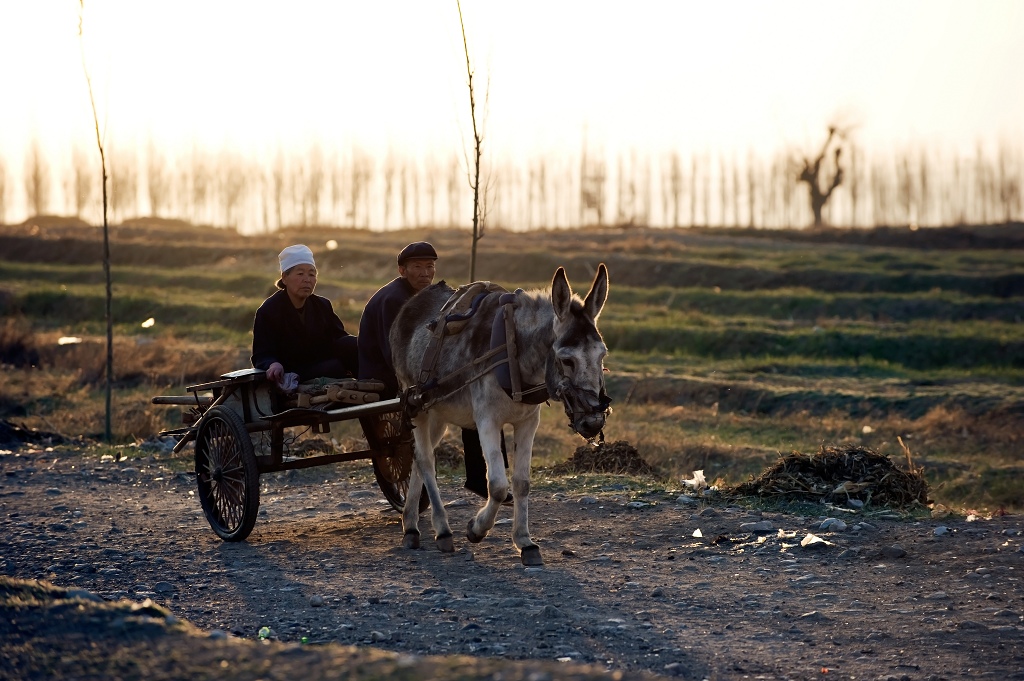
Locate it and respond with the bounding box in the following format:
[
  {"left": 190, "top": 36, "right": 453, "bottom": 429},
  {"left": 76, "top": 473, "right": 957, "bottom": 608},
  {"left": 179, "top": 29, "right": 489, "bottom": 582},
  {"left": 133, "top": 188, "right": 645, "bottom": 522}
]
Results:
[{"left": 2, "top": 445, "right": 1022, "bottom": 680}]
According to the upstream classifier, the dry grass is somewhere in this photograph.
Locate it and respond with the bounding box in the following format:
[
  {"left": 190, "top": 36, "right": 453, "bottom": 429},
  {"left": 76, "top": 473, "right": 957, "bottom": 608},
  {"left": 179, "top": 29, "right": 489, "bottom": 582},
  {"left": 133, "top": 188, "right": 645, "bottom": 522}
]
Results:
[{"left": 2, "top": 220, "right": 1021, "bottom": 511}]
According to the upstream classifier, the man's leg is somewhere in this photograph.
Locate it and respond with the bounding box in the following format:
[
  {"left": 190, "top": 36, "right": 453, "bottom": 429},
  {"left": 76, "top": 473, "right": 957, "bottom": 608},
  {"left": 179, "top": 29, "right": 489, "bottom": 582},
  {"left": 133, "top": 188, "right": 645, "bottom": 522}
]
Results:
[{"left": 462, "top": 428, "right": 511, "bottom": 502}]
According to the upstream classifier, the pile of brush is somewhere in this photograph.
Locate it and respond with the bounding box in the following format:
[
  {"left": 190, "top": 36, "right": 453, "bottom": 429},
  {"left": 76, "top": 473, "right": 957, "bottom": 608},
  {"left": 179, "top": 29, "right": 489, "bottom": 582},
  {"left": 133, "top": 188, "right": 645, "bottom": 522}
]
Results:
[{"left": 730, "top": 441, "right": 930, "bottom": 508}]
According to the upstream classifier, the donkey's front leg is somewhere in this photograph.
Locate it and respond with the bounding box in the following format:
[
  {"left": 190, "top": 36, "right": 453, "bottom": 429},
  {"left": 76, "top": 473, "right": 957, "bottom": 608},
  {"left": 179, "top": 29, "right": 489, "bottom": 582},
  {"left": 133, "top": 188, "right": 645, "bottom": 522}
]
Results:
[
  {"left": 510, "top": 410, "right": 542, "bottom": 566},
  {"left": 401, "top": 460, "right": 424, "bottom": 549},
  {"left": 403, "top": 416, "right": 454, "bottom": 552},
  {"left": 465, "top": 416, "right": 509, "bottom": 545}
]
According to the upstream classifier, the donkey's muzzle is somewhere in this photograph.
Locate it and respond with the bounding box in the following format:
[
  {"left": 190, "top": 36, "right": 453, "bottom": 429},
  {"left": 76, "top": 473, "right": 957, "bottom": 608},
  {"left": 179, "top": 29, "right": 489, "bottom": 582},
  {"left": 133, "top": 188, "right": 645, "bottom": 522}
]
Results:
[
  {"left": 574, "top": 412, "right": 607, "bottom": 439},
  {"left": 558, "top": 384, "right": 613, "bottom": 440}
]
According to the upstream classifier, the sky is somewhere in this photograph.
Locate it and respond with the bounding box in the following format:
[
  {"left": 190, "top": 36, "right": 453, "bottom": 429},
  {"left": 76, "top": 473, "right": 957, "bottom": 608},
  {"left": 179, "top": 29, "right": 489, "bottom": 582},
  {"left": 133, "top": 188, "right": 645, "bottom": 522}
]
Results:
[{"left": 0, "top": 0, "right": 1022, "bottom": 222}]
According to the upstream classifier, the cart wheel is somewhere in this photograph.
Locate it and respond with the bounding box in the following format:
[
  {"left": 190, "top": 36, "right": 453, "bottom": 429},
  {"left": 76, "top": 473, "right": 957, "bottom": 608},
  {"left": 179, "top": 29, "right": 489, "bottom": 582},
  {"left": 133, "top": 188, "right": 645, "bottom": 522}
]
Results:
[
  {"left": 373, "top": 441, "right": 429, "bottom": 514},
  {"left": 195, "top": 406, "right": 260, "bottom": 541}
]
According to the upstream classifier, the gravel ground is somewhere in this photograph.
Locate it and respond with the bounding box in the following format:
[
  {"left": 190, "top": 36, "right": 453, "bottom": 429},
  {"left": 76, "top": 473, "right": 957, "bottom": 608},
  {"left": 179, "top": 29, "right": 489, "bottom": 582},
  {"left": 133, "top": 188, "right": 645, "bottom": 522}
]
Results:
[{"left": 2, "top": 444, "right": 1023, "bottom": 680}]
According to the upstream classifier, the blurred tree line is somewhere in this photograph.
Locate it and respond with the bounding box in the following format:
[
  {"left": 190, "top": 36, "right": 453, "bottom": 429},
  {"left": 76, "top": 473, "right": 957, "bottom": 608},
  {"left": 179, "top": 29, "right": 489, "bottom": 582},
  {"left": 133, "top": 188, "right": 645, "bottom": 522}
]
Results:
[{"left": 1, "top": 132, "right": 1021, "bottom": 232}]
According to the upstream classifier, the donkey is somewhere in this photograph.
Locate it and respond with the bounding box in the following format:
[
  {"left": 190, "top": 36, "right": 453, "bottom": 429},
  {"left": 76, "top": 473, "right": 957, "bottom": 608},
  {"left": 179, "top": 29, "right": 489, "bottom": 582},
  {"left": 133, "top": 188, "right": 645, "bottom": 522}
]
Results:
[{"left": 390, "top": 264, "right": 611, "bottom": 566}]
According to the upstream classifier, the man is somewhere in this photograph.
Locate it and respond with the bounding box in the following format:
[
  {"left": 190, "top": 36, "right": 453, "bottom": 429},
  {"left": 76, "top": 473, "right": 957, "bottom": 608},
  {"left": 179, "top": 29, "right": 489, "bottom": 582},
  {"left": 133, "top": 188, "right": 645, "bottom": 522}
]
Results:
[{"left": 358, "top": 242, "right": 509, "bottom": 502}]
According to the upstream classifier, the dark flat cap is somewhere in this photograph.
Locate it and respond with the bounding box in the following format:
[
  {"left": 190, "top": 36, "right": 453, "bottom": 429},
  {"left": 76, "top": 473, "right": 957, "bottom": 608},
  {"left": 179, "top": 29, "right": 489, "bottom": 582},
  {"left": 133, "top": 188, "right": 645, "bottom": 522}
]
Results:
[{"left": 397, "top": 241, "right": 438, "bottom": 265}]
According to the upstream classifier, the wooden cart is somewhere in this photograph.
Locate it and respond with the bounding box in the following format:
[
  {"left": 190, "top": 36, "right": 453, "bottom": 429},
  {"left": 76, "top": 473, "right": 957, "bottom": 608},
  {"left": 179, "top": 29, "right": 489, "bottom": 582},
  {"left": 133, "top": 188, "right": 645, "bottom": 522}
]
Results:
[{"left": 152, "top": 369, "right": 424, "bottom": 542}]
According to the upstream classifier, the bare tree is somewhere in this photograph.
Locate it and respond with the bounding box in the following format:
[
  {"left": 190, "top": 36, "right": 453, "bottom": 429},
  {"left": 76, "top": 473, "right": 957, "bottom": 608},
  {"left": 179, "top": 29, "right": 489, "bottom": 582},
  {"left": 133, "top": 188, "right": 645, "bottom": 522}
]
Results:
[
  {"left": 349, "top": 149, "right": 372, "bottom": 229},
  {"left": 329, "top": 151, "right": 346, "bottom": 229},
  {"left": 718, "top": 154, "right": 728, "bottom": 227},
  {"left": 423, "top": 157, "right": 439, "bottom": 227},
  {"left": 457, "top": 0, "right": 489, "bottom": 281},
  {"left": 690, "top": 155, "right": 698, "bottom": 227},
  {"left": 190, "top": 147, "right": 210, "bottom": 225},
  {"left": 797, "top": 126, "right": 845, "bottom": 227},
  {"left": 637, "top": 153, "right": 652, "bottom": 226},
  {"left": 732, "top": 155, "right": 741, "bottom": 227},
  {"left": 447, "top": 155, "right": 461, "bottom": 228},
  {"left": 67, "top": 143, "right": 94, "bottom": 218},
  {"left": 998, "top": 143, "right": 1020, "bottom": 223},
  {"left": 145, "top": 139, "right": 170, "bottom": 217},
  {"left": 24, "top": 139, "right": 50, "bottom": 217},
  {"left": 764, "top": 158, "right": 778, "bottom": 227},
  {"left": 528, "top": 157, "right": 549, "bottom": 229},
  {"left": 917, "top": 148, "right": 930, "bottom": 226},
  {"left": 400, "top": 160, "right": 414, "bottom": 227},
  {"left": 219, "top": 151, "right": 247, "bottom": 229},
  {"left": 78, "top": 1, "right": 113, "bottom": 441},
  {"left": 382, "top": 150, "right": 396, "bottom": 229},
  {"left": 847, "top": 143, "right": 861, "bottom": 227},
  {"left": 271, "top": 150, "right": 286, "bottom": 230},
  {"left": 896, "top": 152, "right": 915, "bottom": 225},
  {"left": 0, "top": 157, "right": 7, "bottom": 223},
  {"left": 108, "top": 148, "right": 138, "bottom": 222},
  {"left": 290, "top": 163, "right": 306, "bottom": 227},
  {"left": 579, "top": 139, "right": 606, "bottom": 226},
  {"left": 701, "top": 154, "right": 711, "bottom": 228},
  {"left": 746, "top": 152, "right": 758, "bottom": 228},
  {"left": 303, "top": 146, "right": 324, "bottom": 226},
  {"left": 871, "top": 159, "right": 891, "bottom": 226},
  {"left": 616, "top": 153, "right": 636, "bottom": 226}
]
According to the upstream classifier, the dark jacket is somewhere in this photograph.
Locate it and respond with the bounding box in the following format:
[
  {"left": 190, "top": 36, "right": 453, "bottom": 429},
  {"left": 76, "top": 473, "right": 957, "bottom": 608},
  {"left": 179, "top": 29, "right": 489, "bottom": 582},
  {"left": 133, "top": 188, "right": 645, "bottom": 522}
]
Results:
[
  {"left": 358, "top": 277, "right": 417, "bottom": 397},
  {"left": 251, "top": 290, "right": 356, "bottom": 380}
]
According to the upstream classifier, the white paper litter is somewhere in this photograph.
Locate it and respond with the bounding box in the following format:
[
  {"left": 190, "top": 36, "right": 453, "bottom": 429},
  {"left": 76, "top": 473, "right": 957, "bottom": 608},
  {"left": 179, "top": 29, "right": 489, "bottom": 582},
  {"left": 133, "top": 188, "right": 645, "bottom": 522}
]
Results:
[{"left": 682, "top": 470, "right": 706, "bottom": 489}]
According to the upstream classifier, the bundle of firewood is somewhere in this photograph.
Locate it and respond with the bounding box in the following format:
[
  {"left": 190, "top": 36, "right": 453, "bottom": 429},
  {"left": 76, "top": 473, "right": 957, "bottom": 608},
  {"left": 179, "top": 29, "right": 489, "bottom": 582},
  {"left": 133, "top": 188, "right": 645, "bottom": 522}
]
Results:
[{"left": 285, "top": 379, "right": 386, "bottom": 408}]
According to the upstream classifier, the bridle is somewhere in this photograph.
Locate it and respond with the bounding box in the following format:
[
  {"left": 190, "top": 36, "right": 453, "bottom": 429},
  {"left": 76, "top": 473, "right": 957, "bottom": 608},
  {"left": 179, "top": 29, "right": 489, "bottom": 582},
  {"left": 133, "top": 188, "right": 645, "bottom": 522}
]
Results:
[{"left": 548, "top": 353, "right": 613, "bottom": 443}]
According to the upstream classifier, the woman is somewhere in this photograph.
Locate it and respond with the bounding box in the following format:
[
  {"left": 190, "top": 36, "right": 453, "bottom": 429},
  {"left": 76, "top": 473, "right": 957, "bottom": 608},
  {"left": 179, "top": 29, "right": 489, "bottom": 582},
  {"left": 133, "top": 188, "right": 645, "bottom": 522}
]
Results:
[{"left": 251, "top": 244, "right": 358, "bottom": 385}]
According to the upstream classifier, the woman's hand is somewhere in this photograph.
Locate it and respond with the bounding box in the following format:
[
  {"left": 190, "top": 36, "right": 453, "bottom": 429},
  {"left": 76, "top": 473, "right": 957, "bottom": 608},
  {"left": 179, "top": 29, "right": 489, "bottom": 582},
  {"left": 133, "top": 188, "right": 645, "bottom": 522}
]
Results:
[{"left": 266, "top": 362, "right": 285, "bottom": 383}]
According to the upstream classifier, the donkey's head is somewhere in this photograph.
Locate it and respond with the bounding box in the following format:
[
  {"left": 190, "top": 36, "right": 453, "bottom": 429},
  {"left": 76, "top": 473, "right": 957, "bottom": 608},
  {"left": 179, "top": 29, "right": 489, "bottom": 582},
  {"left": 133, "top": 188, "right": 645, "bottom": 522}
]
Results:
[{"left": 548, "top": 263, "right": 612, "bottom": 440}]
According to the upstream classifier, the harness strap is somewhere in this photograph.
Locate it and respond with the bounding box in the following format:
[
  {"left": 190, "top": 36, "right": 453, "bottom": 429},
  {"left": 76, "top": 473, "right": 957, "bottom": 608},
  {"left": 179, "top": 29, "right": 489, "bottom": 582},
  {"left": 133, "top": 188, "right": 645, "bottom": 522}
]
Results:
[
  {"left": 419, "top": 346, "right": 511, "bottom": 411},
  {"left": 503, "top": 302, "right": 523, "bottom": 400},
  {"left": 418, "top": 314, "right": 449, "bottom": 384},
  {"left": 493, "top": 294, "right": 549, "bottom": 404}
]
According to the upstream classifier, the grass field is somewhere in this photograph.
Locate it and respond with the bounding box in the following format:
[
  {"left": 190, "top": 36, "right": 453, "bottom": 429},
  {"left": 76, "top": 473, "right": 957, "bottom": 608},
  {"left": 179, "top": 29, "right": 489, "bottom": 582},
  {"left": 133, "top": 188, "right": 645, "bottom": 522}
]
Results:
[{"left": 2, "top": 217, "right": 1022, "bottom": 512}]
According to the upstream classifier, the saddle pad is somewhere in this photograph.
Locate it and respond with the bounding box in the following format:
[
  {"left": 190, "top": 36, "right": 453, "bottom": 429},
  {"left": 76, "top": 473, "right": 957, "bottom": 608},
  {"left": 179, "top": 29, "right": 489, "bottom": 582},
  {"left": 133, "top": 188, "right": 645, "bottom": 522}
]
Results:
[{"left": 437, "top": 281, "right": 507, "bottom": 336}]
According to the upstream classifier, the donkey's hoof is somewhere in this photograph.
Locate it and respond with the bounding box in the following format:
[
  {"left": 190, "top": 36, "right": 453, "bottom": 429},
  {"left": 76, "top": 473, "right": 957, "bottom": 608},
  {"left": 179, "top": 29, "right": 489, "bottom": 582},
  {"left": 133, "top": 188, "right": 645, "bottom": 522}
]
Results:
[
  {"left": 436, "top": 532, "right": 455, "bottom": 553},
  {"left": 402, "top": 530, "right": 421, "bottom": 550},
  {"left": 520, "top": 545, "right": 543, "bottom": 566},
  {"left": 466, "top": 519, "right": 486, "bottom": 544}
]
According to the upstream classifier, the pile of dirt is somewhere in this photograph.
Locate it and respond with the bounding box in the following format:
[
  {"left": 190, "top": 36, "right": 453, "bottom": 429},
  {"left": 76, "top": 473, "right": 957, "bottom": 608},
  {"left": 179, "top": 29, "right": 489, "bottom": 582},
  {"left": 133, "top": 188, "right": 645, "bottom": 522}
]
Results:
[
  {"left": 1, "top": 576, "right": 653, "bottom": 681},
  {"left": 728, "top": 443, "right": 931, "bottom": 508},
  {"left": 550, "top": 439, "right": 657, "bottom": 476}
]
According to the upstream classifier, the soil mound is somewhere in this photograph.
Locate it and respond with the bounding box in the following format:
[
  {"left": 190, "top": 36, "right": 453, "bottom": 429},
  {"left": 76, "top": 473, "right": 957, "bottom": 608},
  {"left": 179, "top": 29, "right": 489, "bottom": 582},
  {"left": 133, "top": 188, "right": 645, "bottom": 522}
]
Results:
[
  {"left": 728, "top": 443, "right": 930, "bottom": 508},
  {"left": 1, "top": 576, "right": 654, "bottom": 681},
  {"left": 551, "top": 439, "right": 657, "bottom": 476}
]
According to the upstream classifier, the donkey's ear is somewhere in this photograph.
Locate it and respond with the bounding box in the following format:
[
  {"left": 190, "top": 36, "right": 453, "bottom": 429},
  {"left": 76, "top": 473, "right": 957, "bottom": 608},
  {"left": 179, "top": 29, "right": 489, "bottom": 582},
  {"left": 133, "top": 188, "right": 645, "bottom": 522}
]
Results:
[
  {"left": 551, "top": 267, "right": 572, "bottom": 320},
  {"left": 583, "top": 263, "right": 608, "bottom": 320}
]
